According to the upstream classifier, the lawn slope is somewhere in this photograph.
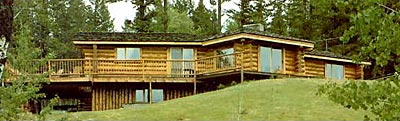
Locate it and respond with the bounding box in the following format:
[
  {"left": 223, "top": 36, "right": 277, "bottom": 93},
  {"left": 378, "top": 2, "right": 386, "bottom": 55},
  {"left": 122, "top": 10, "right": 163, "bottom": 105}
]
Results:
[{"left": 58, "top": 78, "right": 366, "bottom": 120}]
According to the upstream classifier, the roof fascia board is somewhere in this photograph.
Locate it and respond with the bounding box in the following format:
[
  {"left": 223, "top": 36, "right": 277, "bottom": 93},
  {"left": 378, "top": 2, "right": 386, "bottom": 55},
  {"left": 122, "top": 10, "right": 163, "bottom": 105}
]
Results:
[
  {"left": 73, "top": 41, "right": 203, "bottom": 46},
  {"left": 304, "top": 54, "right": 371, "bottom": 65},
  {"left": 202, "top": 33, "right": 314, "bottom": 48}
]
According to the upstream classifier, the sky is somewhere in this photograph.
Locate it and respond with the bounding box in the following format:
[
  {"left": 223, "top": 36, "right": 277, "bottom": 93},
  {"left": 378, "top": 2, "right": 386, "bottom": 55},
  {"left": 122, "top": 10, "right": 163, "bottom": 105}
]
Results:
[{"left": 106, "top": 0, "right": 240, "bottom": 32}]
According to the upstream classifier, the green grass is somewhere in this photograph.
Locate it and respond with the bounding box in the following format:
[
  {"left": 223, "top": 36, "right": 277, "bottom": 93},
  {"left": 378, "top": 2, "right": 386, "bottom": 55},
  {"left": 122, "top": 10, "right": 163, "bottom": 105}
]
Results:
[{"left": 52, "top": 78, "right": 368, "bottom": 120}]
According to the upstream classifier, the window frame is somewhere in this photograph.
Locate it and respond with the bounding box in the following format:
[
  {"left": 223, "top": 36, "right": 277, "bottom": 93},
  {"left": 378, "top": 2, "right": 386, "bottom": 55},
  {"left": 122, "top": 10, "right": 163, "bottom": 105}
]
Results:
[
  {"left": 217, "top": 48, "right": 235, "bottom": 67},
  {"left": 116, "top": 47, "right": 141, "bottom": 60},
  {"left": 259, "top": 46, "right": 283, "bottom": 73},
  {"left": 135, "top": 89, "right": 164, "bottom": 103},
  {"left": 325, "top": 63, "right": 345, "bottom": 80}
]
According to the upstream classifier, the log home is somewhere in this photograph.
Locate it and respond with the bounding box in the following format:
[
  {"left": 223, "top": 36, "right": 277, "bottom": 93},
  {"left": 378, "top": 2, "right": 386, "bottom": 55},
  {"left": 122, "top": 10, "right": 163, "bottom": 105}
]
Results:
[{"left": 11, "top": 29, "right": 370, "bottom": 112}]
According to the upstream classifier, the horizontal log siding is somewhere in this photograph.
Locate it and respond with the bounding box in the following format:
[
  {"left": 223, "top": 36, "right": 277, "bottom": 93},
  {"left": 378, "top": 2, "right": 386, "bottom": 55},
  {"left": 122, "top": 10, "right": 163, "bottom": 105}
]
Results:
[
  {"left": 345, "top": 64, "right": 363, "bottom": 79},
  {"left": 285, "top": 49, "right": 297, "bottom": 75},
  {"left": 305, "top": 58, "right": 325, "bottom": 77},
  {"left": 142, "top": 47, "right": 168, "bottom": 75},
  {"left": 305, "top": 58, "right": 364, "bottom": 79},
  {"left": 234, "top": 41, "right": 258, "bottom": 71}
]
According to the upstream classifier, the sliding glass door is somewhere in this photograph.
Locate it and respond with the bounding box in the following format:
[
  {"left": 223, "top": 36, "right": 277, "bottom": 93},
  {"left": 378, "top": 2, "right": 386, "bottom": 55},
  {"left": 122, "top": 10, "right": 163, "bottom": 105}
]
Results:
[{"left": 170, "top": 47, "right": 194, "bottom": 77}]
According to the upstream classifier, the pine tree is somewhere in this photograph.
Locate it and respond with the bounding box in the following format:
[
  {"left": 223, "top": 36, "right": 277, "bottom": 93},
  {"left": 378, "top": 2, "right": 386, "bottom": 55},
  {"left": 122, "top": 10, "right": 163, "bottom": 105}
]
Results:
[
  {"left": 88, "top": 0, "right": 115, "bottom": 32},
  {"left": 192, "top": 0, "right": 218, "bottom": 35}
]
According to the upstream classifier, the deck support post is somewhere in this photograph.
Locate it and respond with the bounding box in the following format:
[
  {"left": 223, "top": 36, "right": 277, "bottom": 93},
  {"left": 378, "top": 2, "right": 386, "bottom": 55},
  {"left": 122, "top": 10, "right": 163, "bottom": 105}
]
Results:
[
  {"left": 194, "top": 60, "right": 197, "bottom": 94},
  {"left": 149, "top": 76, "right": 152, "bottom": 104},
  {"left": 93, "top": 44, "right": 98, "bottom": 74},
  {"left": 240, "top": 52, "right": 244, "bottom": 83}
]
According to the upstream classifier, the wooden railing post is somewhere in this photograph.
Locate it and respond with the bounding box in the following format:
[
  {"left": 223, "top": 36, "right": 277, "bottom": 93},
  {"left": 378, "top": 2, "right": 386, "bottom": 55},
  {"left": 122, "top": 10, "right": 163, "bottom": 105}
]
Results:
[
  {"left": 194, "top": 60, "right": 197, "bottom": 95},
  {"left": 241, "top": 52, "right": 244, "bottom": 83},
  {"left": 142, "top": 60, "right": 145, "bottom": 81},
  {"left": 48, "top": 61, "right": 51, "bottom": 78},
  {"left": 93, "top": 44, "right": 98, "bottom": 74}
]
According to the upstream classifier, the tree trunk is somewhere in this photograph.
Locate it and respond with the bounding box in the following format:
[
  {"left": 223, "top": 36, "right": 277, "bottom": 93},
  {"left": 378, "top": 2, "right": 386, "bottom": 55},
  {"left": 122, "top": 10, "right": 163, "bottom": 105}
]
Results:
[
  {"left": 217, "top": 0, "right": 221, "bottom": 32},
  {"left": 0, "top": 0, "right": 13, "bottom": 44},
  {"left": 163, "top": 0, "right": 168, "bottom": 32}
]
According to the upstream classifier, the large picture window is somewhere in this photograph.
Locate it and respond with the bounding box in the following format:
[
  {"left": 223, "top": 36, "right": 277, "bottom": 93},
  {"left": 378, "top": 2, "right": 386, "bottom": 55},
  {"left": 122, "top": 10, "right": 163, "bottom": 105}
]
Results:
[
  {"left": 326, "top": 64, "right": 344, "bottom": 80},
  {"left": 116, "top": 48, "right": 140, "bottom": 60},
  {"left": 260, "top": 46, "right": 282, "bottom": 72}
]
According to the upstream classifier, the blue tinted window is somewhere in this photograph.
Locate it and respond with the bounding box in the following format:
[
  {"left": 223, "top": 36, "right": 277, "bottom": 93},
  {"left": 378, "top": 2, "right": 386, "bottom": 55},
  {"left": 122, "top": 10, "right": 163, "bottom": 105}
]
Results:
[
  {"left": 260, "top": 47, "right": 271, "bottom": 72},
  {"left": 117, "top": 48, "right": 140, "bottom": 60},
  {"left": 272, "top": 49, "right": 282, "bottom": 72},
  {"left": 135, "top": 89, "right": 148, "bottom": 102},
  {"left": 326, "top": 64, "right": 344, "bottom": 80},
  {"left": 326, "top": 64, "right": 332, "bottom": 79},
  {"left": 152, "top": 89, "right": 164, "bottom": 102},
  {"left": 332, "top": 64, "right": 344, "bottom": 80},
  {"left": 127, "top": 48, "right": 140, "bottom": 59}
]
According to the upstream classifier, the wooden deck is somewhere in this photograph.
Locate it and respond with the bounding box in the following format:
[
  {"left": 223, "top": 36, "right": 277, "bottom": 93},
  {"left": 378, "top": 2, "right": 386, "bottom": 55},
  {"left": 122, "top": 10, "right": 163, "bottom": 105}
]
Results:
[{"left": 9, "top": 53, "right": 244, "bottom": 83}]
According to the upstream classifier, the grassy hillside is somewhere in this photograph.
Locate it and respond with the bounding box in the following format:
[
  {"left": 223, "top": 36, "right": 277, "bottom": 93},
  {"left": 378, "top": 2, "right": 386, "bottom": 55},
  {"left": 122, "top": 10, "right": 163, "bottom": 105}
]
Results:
[{"left": 53, "top": 78, "right": 367, "bottom": 120}]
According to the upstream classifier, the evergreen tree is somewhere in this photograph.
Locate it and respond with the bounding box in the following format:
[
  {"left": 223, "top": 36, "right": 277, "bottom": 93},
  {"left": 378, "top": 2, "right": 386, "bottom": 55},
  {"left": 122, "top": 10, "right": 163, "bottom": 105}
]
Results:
[
  {"left": 13, "top": 0, "right": 114, "bottom": 58},
  {"left": 88, "top": 0, "right": 115, "bottom": 32},
  {"left": 192, "top": 0, "right": 218, "bottom": 35}
]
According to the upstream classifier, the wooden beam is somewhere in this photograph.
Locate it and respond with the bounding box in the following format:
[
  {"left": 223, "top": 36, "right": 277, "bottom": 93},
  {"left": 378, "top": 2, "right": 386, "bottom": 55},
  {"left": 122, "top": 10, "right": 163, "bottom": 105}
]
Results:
[
  {"left": 93, "top": 44, "right": 98, "bottom": 73},
  {"left": 149, "top": 77, "right": 152, "bottom": 104},
  {"left": 74, "top": 41, "right": 202, "bottom": 46},
  {"left": 304, "top": 55, "right": 371, "bottom": 65},
  {"left": 202, "top": 33, "right": 314, "bottom": 48},
  {"left": 194, "top": 58, "right": 197, "bottom": 94},
  {"left": 241, "top": 52, "right": 244, "bottom": 83}
]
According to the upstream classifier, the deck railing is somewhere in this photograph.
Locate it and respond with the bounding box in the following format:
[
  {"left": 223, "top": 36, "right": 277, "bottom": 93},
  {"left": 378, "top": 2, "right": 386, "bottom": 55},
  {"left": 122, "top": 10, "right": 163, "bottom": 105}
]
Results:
[
  {"left": 11, "top": 53, "right": 242, "bottom": 78},
  {"left": 197, "top": 52, "right": 241, "bottom": 74}
]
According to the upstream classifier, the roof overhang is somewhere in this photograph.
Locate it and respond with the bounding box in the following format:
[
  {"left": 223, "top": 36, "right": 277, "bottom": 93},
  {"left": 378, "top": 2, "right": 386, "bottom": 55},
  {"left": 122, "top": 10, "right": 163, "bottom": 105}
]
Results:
[
  {"left": 73, "top": 41, "right": 203, "bottom": 46},
  {"left": 73, "top": 33, "right": 314, "bottom": 48},
  {"left": 304, "top": 54, "right": 372, "bottom": 65},
  {"left": 202, "top": 33, "right": 314, "bottom": 48}
]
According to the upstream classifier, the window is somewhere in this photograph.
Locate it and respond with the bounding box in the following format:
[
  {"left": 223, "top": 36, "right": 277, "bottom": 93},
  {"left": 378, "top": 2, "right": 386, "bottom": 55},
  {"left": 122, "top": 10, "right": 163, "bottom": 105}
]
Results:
[
  {"left": 326, "top": 64, "right": 344, "bottom": 80},
  {"left": 170, "top": 48, "right": 194, "bottom": 60},
  {"left": 116, "top": 48, "right": 140, "bottom": 60},
  {"left": 170, "top": 47, "right": 194, "bottom": 77},
  {"left": 260, "top": 46, "right": 282, "bottom": 72},
  {"left": 135, "top": 89, "right": 164, "bottom": 103},
  {"left": 217, "top": 48, "right": 234, "bottom": 67},
  {"left": 135, "top": 89, "right": 148, "bottom": 103}
]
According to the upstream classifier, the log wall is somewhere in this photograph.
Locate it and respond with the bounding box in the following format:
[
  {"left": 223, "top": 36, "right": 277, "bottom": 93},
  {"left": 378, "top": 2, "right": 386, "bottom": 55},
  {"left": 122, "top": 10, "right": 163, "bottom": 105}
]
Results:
[
  {"left": 91, "top": 83, "right": 203, "bottom": 111},
  {"left": 234, "top": 41, "right": 258, "bottom": 71},
  {"left": 305, "top": 58, "right": 325, "bottom": 77},
  {"left": 305, "top": 58, "right": 364, "bottom": 79},
  {"left": 284, "top": 49, "right": 298, "bottom": 75}
]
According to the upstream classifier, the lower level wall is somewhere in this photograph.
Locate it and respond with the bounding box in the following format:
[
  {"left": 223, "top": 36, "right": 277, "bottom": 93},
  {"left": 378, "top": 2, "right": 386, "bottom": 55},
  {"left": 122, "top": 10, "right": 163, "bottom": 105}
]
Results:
[{"left": 91, "top": 83, "right": 206, "bottom": 111}]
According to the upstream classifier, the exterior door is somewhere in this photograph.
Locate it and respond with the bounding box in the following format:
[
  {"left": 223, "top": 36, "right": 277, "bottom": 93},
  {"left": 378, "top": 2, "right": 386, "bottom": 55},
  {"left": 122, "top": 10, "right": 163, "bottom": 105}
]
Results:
[{"left": 170, "top": 47, "right": 193, "bottom": 77}]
